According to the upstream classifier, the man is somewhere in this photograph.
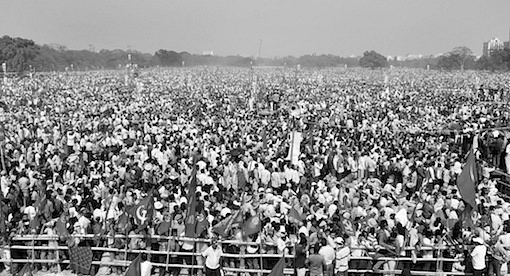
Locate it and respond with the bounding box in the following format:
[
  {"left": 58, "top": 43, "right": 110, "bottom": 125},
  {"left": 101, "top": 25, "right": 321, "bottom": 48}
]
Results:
[
  {"left": 318, "top": 238, "right": 336, "bottom": 276},
  {"left": 335, "top": 237, "right": 350, "bottom": 276},
  {"left": 471, "top": 237, "right": 487, "bottom": 276},
  {"left": 141, "top": 253, "right": 153, "bottom": 276},
  {"left": 202, "top": 236, "right": 223, "bottom": 276}
]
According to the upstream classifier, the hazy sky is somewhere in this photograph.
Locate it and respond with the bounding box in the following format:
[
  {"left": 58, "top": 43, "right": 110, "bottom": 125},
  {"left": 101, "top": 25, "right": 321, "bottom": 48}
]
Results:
[{"left": 1, "top": 0, "right": 510, "bottom": 57}]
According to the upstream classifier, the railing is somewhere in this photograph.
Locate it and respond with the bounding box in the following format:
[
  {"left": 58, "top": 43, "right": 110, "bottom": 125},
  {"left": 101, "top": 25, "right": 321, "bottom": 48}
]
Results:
[{"left": 0, "top": 234, "right": 474, "bottom": 275}]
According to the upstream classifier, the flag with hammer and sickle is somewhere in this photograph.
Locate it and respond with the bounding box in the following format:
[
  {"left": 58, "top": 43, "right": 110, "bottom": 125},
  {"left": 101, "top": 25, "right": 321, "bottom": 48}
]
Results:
[{"left": 129, "top": 195, "right": 154, "bottom": 227}]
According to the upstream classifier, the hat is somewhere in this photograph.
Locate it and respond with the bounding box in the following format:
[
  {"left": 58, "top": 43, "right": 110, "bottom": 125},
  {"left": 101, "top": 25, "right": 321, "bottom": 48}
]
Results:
[
  {"left": 154, "top": 202, "right": 164, "bottom": 210},
  {"left": 473, "top": 237, "right": 484, "bottom": 244},
  {"left": 334, "top": 237, "right": 344, "bottom": 245}
]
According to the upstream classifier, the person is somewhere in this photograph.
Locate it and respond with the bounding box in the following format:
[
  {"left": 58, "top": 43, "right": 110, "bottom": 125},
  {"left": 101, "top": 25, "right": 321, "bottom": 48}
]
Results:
[
  {"left": 334, "top": 237, "right": 350, "bottom": 276},
  {"left": 202, "top": 236, "right": 223, "bottom": 276},
  {"left": 319, "top": 238, "right": 336, "bottom": 276},
  {"left": 372, "top": 220, "right": 396, "bottom": 275},
  {"left": 140, "top": 253, "right": 153, "bottom": 276},
  {"left": 306, "top": 244, "right": 326, "bottom": 276},
  {"left": 295, "top": 233, "right": 309, "bottom": 276},
  {"left": 471, "top": 237, "right": 487, "bottom": 276}
]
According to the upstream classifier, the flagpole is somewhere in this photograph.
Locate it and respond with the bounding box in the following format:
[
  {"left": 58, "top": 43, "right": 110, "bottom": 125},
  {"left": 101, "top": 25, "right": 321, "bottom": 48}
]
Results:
[
  {"left": 258, "top": 212, "right": 266, "bottom": 276},
  {"left": 164, "top": 232, "right": 172, "bottom": 274},
  {"left": 293, "top": 224, "right": 297, "bottom": 276}
]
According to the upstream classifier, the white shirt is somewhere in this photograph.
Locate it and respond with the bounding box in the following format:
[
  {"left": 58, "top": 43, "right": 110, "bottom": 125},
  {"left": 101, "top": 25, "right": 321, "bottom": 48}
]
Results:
[
  {"left": 471, "top": 245, "right": 487, "bottom": 270},
  {"left": 140, "top": 261, "right": 152, "bottom": 276},
  {"left": 202, "top": 246, "right": 223, "bottom": 269},
  {"left": 335, "top": 247, "right": 351, "bottom": 272}
]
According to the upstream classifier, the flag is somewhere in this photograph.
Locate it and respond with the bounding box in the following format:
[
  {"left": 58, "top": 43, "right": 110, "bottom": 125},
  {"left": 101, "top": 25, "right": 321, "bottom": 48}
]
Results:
[
  {"left": 456, "top": 150, "right": 478, "bottom": 209},
  {"left": 16, "top": 263, "right": 32, "bottom": 276},
  {"left": 157, "top": 221, "right": 171, "bottom": 236},
  {"left": 69, "top": 246, "right": 93, "bottom": 275},
  {"left": 28, "top": 214, "right": 42, "bottom": 233},
  {"left": 212, "top": 210, "right": 242, "bottom": 237},
  {"left": 243, "top": 215, "right": 262, "bottom": 236},
  {"left": 55, "top": 218, "right": 74, "bottom": 247},
  {"left": 267, "top": 255, "right": 285, "bottom": 276},
  {"left": 0, "top": 201, "right": 6, "bottom": 236},
  {"left": 195, "top": 217, "right": 209, "bottom": 238},
  {"left": 128, "top": 194, "right": 154, "bottom": 228},
  {"left": 288, "top": 205, "right": 304, "bottom": 223},
  {"left": 185, "top": 159, "right": 198, "bottom": 237},
  {"left": 125, "top": 254, "right": 141, "bottom": 276},
  {"left": 261, "top": 127, "right": 267, "bottom": 149}
]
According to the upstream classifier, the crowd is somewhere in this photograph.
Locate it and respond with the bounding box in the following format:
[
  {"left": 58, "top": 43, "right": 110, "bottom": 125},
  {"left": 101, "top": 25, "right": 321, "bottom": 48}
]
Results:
[{"left": 0, "top": 67, "right": 510, "bottom": 276}]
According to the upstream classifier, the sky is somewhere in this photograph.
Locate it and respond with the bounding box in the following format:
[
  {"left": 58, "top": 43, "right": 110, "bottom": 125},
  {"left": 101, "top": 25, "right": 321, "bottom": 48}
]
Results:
[{"left": 1, "top": 0, "right": 510, "bottom": 58}]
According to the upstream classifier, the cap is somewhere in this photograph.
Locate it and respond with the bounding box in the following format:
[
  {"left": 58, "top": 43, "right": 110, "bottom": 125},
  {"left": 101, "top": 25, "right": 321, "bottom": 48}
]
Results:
[
  {"left": 154, "top": 202, "right": 164, "bottom": 210},
  {"left": 334, "top": 237, "right": 344, "bottom": 245},
  {"left": 473, "top": 237, "right": 484, "bottom": 244}
]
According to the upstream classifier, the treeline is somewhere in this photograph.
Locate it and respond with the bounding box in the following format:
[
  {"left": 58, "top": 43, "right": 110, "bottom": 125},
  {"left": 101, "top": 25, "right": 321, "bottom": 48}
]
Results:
[{"left": 2, "top": 35, "right": 510, "bottom": 73}]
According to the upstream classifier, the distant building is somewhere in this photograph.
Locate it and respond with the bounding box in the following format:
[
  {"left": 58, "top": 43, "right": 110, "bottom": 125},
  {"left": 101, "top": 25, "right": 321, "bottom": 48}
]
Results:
[
  {"left": 202, "top": 51, "right": 214, "bottom": 56},
  {"left": 483, "top": 37, "right": 504, "bottom": 56},
  {"left": 483, "top": 27, "right": 510, "bottom": 56}
]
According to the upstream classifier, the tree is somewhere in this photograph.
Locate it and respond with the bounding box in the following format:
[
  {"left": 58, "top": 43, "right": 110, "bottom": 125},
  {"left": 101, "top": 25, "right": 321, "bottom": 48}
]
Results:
[
  {"left": 153, "top": 49, "right": 183, "bottom": 67},
  {"left": 359, "top": 50, "right": 389, "bottom": 69},
  {"left": 0, "top": 36, "right": 40, "bottom": 73},
  {"left": 477, "top": 49, "right": 510, "bottom": 71},
  {"left": 437, "top": 46, "right": 475, "bottom": 71}
]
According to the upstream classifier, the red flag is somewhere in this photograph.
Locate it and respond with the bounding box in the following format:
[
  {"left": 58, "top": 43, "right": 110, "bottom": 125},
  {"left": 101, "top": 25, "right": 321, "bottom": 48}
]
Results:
[
  {"left": 267, "top": 255, "right": 285, "bottom": 276},
  {"left": 69, "top": 246, "right": 93, "bottom": 275},
  {"left": 125, "top": 254, "right": 141, "bottom": 276},
  {"left": 212, "top": 210, "right": 242, "bottom": 237},
  {"left": 195, "top": 218, "right": 210, "bottom": 238},
  {"left": 0, "top": 202, "right": 6, "bottom": 236},
  {"left": 243, "top": 215, "right": 262, "bottom": 236},
  {"left": 128, "top": 195, "right": 154, "bottom": 228},
  {"left": 55, "top": 218, "right": 74, "bottom": 247},
  {"left": 185, "top": 160, "right": 198, "bottom": 237},
  {"left": 261, "top": 127, "right": 267, "bottom": 149},
  {"left": 157, "top": 221, "right": 172, "bottom": 236},
  {"left": 16, "top": 263, "right": 32, "bottom": 276},
  {"left": 456, "top": 150, "right": 478, "bottom": 209},
  {"left": 288, "top": 205, "right": 304, "bottom": 223}
]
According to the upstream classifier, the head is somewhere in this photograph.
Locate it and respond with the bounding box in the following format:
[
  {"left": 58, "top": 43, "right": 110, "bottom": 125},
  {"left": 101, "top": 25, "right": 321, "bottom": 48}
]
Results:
[{"left": 211, "top": 236, "right": 219, "bottom": 249}]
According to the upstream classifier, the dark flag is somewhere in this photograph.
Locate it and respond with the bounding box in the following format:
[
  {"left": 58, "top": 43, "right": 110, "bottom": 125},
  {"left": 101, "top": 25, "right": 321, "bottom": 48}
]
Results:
[
  {"left": 69, "top": 246, "right": 93, "bottom": 275},
  {"left": 55, "top": 218, "right": 74, "bottom": 247},
  {"left": 288, "top": 205, "right": 305, "bottom": 223},
  {"left": 16, "top": 263, "right": 32, "bottom": 276},
  {"left": 261, "top": 127, "right": 267, "bottom": 149},
  {"left": 185, "top": 158, "right": 198, "bottom": 238},
  {"left": 125, "top": 254, "right": 141, "bottom": 276},
  {"left": 268, "top": 255, "right": 285, "bottom": 276},
  {"left": 212, "top": 210, "right": 242, "bottom": 237},
  {"left": 195, "top": 216, "right": 210, "bottom": 238},
  {"left": 0, "top": 201, "right": 6, "bottom": 236},
  {"left": 456, "top": 149, "right": 478, "bottom": 209},
  {"left": 243, "top": 215, "right": 262, "bottom": 236},
  {"left": 128, "top": 194, "right": 154, "bottom": 228}
]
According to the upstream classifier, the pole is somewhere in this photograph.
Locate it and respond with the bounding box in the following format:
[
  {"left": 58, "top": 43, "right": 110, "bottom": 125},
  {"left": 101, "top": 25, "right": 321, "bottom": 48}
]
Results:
[
  {"left": 259, "top": 230, "right": 264, "bottom": 276},
  {"left": 0, "top": 142, "right": 5, "bottom": 172},
  {"left": 123, "top": 228, "right": 129, "bottom": 273},
  {"left": 258, "top": 40, "right": 262, "bottom": 59},
  {"left": 164, "top": 235, "right": 172, "bottom": 274}
]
